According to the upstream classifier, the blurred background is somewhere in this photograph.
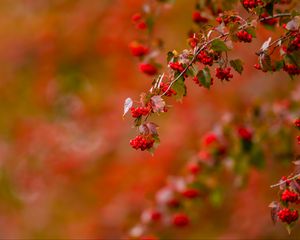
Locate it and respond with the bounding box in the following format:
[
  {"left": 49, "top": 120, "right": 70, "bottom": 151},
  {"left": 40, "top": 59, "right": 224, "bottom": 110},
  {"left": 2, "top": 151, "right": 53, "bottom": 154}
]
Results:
[{"left": 0, "top": 0, "right": 299, "bottom": 239}]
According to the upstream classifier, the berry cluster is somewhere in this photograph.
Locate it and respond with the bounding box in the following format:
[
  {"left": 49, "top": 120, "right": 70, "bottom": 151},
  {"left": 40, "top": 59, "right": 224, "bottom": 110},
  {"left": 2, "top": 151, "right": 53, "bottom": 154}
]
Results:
[
  {"left": 281, "top": 189, "right": 299, "bottom": 203},
  {"left": 130, "top": 107, "right": 150, "bottom": 118},
  {"left": 172, "top": 213, "right": 190, "bottom": 227},
  {"left": 289, "top": 33, "right": 300, "bottom": 52},
  {"left": 160, "top": 82, "right": 177, "bottom": 97},
  {"left": 277, "top": 208, "right": 299, "bottom": 224},
  {"left": 129, "top": 41, "right": 149, "bottom": 57},
  {"left": 216, "top": 15, "right": 239, "bottom": 25},
  {"left": 283, "top": 64, "right": 300, "bottom": 76},
  {"left": 237, "top": 30, "right": 252, "bottom": 43},
  {"left": 169, "top": 62, "right": 185, "bottom": 72},
  {"left": 260, "top": 13, "right": 278, "bottom": 26},
  {"left": 131, "top": 12, "right": 147, "bottom": 30},
  {"left": 197, "top": 51, "right": 214, "bottom": 66},
  {"left": 130, "top": 135, "right": 155, "bottom": 151},
  {"left": 242, "top": 0, "right": 263, "bottom": 9},
  {"left": 139, "top": 63, "right": 158, "bottom": 76},
  {"left": 192, "top": 11, "right": 208, "bottom": 24},
  {"left": 216, "top": 67, "right": 233, "bottom": 81}
]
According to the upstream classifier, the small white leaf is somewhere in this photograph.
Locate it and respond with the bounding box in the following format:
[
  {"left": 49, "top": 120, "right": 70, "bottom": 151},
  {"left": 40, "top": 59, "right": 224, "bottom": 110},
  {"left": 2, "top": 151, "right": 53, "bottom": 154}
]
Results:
[
  {"left": 261, "top": 37, "right": 272, "bottom": 52},
  {"left": 123, "top": 97, "right": 133, "bottom": 116}
]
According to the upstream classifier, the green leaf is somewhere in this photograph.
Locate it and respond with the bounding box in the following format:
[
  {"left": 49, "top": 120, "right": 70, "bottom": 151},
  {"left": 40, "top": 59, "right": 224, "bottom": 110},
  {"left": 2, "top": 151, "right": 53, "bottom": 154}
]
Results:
[
  {"left": 197, "top": 67, "right": 212, "bottom": 89},
  {"left": 265, "top": 2, "right": 274, "bottom": 16},
  {"left": 172, "top": 76, "right": 187, "bottom": 101},
  {"left": 211, "top": 39, "right": 229, "bottom": 52},
  {"left": 245, "top": 27, "right": 256, "bottom": 38},
  {"left": 230, "top": 59, "right": 244, "bottom": 74},
  {"left": 167, "top": 51, "right": 174, "bottom": 62}
]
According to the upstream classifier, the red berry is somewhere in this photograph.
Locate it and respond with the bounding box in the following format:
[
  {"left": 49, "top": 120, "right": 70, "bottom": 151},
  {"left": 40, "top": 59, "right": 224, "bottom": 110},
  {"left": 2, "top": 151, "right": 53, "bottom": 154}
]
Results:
[
  {"left": 139, "top": 63, "right": 158, "bottom": 76},
  {"left": 237, "top": 127, "right": 253, "bottom": 141},
  {"left": 129, "top": 42, "right": 149, "bottom": 57},
  {"left": 278, "top": 208, "right": 298, "bottom": 224},
  {"left": 137, "top": 21, "right": 147, "bottom": 30},
  {"left": 187, "top": 162, "right": 201, "bottom": 175},
  {"left": 132, "top": 13, "right": 142, "bottom": 23},
  {"left": 169, "top": 62, "right": 185, "bottom": 72},
  {"left": 281, "top": 189, "right": 299, "bottom": 203},
  {"left": 192, "top": 11, "right": 208, "bottom": 24},
  {"left": 203, "top": 133, "right": 218, "bottom": 146},
  {"left": 294, "top": 119, "right": 300, "bottom": 128},
  {"left": 172, "top": 213, "right": 190, "bottom": 227},
  {"left": 181, "top": 188, "right": 200, "bottom": 199}
]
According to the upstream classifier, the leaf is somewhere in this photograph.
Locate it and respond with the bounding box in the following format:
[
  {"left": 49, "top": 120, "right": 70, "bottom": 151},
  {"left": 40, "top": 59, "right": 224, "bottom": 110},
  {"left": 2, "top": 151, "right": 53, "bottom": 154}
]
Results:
[
  {"left": 260, "top": 53, "right": 272, "bottom": 71},
  {"left": 286, "top": 17, "right": 300, "bottom": 31},
  {"left": 139, "top": 124, "right": 149, "bottom": 135},
  {"left": 245, "top": 27, "right": 256, "bottom": 38},
  {"left": 123, "top": 98, "right": 133, "bottom": 116},
  {"left": 197, "top": 67, "right": 212, "bottom": 89},
  {"left": 230, "top": 59, "right": 244, "bottom": 74},
  {"left": 268, "top": 201, "right": 280, "bottom": 225},
  {"left": 172, "top": 77, "right": 187, "bottom": 101},
  {"left": 151, "top": 96, "right": 166, "bottom": 112},
  {"left": 260, "top": 37, "right": 272, "bottom": 52},
  {"left": 145, "top": 122, "right": 159, "bottom": 135},
  {"left": 265, "top": 2, "right": 274, "bottom": 16},
  {"left": 211, "top": 39, "right": 229, "bottom": 52}
]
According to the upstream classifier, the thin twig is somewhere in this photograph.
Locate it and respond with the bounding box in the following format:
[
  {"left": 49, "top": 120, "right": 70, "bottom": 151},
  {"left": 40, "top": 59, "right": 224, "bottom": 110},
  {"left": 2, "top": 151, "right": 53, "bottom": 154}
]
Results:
[{"left": 270, "top": 173, "right": 300, "bottom": 188}]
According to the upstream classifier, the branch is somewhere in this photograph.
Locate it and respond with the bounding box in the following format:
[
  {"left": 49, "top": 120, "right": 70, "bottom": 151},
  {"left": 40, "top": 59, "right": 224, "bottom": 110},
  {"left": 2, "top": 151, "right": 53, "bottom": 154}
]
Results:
[
  {"left": 259, "top": 13, "right": 292, "bottom": 22},
  {"left": 270, "top": 173, "right": 300, "bottom": 188}
]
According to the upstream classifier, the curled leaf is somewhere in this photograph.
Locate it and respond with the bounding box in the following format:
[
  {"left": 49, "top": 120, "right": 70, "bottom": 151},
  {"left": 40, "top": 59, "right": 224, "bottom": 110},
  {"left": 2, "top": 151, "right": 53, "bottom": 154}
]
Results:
[{"left": 123, "top": 98, "right": 133, "bottom": 116}]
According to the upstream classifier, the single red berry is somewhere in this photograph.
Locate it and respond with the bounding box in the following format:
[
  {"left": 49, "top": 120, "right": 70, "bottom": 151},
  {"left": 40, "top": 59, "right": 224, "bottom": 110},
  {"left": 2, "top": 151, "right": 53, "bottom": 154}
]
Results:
[
  {"left": 237, "top": 127, "right": 253, "bottom": 141},
  {"left": 139, "top": 63, "right": 158, "bottom": 76},
  {"left": 137, "top": 21, "right": 147, "bottom": 30},
  {"left": 132, "top": 13, "right": 142, "bottom": 23},
  {"left": 150, "top": 210, "right": 161, "bottom": 222},
  {"left": 192, "top": 11, "right": 208, "bottom": 24},
  {"left": 187, "top": 162, "right": 201, "bottom": 175},
  {"left": 294, "top": 119, "right": 300, "bottom": 128},
  {"left": 203, "top": 133, "right": 218, "bottom": 146},
  {"left": 169, "top": 62, "right": 185, "bottom": 72},
  {"left": 182, "top": 188, "right": 200, "bottom": 199},
  {"left": 172, "top": 213, "right": 190, "bottom": 227},
  {"left": 129, "top": 42, "right": 149, "bottom": 57},
  {"left": 281, "top": 189, "right": 299, "bottom": 203},
  {"left": 277, "top": 208, "right": 298, "bottom": 224}
]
